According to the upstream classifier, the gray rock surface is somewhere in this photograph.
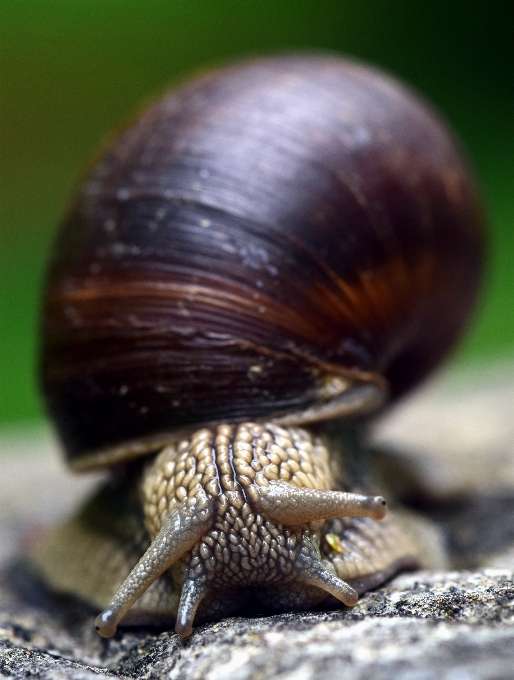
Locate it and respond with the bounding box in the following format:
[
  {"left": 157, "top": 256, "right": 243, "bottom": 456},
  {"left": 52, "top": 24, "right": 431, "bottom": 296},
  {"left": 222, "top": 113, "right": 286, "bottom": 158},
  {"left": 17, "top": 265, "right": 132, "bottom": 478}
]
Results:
[
  {"left": 2, "top": 566, "right": 514, "bottom": 679},
  {"left": 1, "top": 361, "right": 514, "bottom": 679}
]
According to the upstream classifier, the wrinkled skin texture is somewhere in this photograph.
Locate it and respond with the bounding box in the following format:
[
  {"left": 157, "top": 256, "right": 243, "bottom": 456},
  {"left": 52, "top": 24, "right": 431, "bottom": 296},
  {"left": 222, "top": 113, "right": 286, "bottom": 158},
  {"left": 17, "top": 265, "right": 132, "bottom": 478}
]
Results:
[{"left": 34, "top": 423, "right": 428, "bottom": 637}]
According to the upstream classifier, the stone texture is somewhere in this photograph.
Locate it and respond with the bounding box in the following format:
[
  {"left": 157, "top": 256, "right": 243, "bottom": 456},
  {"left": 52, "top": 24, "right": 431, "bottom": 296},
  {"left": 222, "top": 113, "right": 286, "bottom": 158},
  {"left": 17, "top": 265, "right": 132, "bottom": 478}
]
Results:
[
  {"left": 1, "top": 360, "right": 514, "bottom": 679},
  {"left": 2, "top": 565, "right": 514, "bottom": 679}
]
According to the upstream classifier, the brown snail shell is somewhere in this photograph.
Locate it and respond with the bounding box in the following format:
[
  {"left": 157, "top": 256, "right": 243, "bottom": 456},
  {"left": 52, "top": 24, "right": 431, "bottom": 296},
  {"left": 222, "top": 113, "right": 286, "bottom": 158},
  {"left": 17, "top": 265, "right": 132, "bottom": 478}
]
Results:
[{"left": 36, "top": 54, "right": 484, "bottom": 637}]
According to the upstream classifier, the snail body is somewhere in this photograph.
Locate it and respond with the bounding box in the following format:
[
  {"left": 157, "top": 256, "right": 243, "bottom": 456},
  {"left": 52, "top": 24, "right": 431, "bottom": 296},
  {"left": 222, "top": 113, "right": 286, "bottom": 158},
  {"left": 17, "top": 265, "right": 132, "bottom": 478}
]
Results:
[{"left": 35, "top": 54, "right": 484, "bottom": 637}]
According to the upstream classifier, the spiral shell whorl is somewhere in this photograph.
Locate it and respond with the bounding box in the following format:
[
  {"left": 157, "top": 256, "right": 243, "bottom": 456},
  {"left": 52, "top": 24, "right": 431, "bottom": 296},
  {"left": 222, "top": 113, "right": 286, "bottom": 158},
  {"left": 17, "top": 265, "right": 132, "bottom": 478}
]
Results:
[{"left": 42, "top": 55, "right": 484, "bottom": 465}]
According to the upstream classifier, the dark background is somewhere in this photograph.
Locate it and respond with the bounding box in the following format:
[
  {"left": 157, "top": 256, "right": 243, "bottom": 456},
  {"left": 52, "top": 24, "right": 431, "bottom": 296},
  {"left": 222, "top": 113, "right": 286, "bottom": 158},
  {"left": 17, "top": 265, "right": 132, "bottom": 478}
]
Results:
[{"left": 1, "top": 0, "right": 513, "bottom": 427}]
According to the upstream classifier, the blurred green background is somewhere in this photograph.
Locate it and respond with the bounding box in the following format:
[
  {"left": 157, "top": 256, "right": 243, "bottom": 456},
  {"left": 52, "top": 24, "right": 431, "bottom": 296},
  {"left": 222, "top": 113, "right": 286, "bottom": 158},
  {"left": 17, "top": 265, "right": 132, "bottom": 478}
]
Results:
[{"left": 1, "top": 0, "right": 513, "bottom": 428}]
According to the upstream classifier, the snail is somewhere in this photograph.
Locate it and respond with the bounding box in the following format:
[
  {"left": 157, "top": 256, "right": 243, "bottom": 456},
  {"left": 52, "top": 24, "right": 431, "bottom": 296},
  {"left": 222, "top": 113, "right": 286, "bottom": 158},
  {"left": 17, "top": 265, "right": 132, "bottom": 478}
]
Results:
[{"left": 34, "top": 53, "right": 484, "bottom": 638}]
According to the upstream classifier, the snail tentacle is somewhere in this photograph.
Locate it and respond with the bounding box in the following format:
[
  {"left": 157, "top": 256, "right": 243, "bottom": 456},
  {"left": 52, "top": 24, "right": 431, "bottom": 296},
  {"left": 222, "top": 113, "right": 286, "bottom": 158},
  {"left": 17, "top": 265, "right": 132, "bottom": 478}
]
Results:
[
  {"left": 250, "top": 480, "right": 387, "bottom": 525},
  {"left": 295, "top": 549, "right": 359, "bottom": 607},
  {"left": 95, "top": 493, "right": 215, "bottom": 637},
  {"left": 175, "top": 579, "right": 209, "bottom": 638}
]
